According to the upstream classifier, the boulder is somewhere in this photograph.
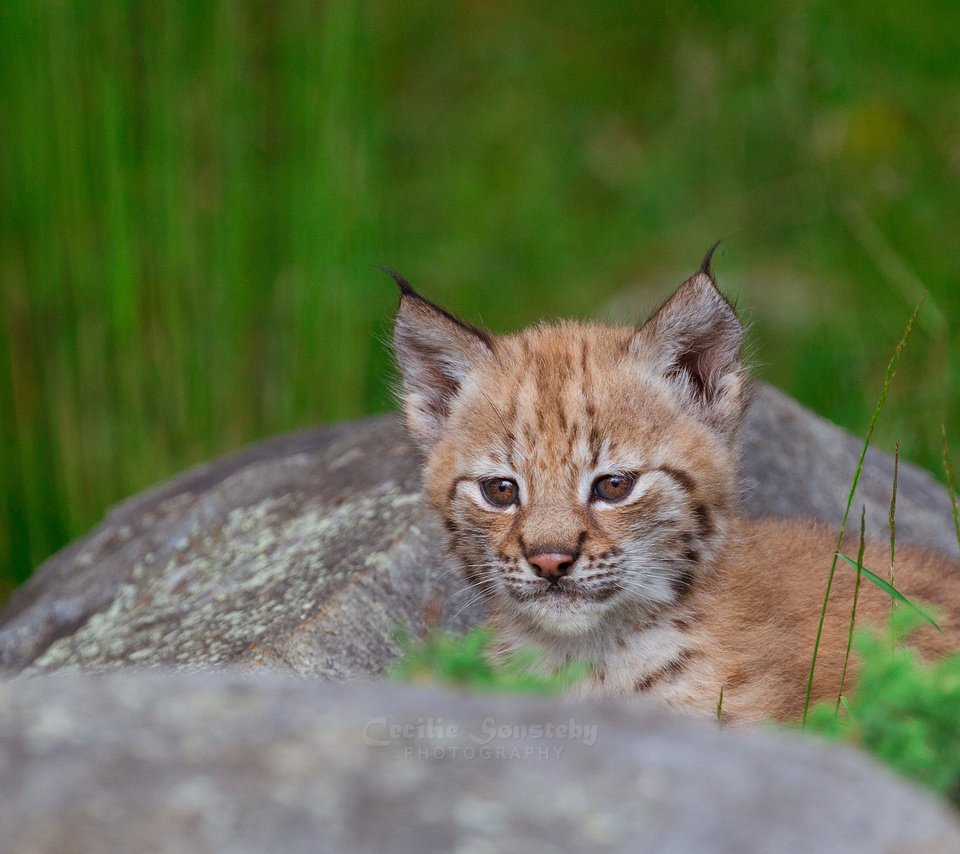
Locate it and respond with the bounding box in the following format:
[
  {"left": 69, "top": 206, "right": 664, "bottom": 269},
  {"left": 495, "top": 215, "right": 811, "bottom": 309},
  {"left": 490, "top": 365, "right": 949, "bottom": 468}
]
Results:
[
  {"left": 0, "top": 674, "right": 956, "bottom": 853},
  {"left": 0, "top": 384, "right": 956, "bottom": 675}
]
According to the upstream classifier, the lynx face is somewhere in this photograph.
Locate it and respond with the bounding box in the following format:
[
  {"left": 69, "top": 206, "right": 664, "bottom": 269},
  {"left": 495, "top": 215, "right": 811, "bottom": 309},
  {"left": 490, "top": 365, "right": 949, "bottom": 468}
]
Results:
[{"left": 392, "top": 259, "right": 746, "bottom": 640}]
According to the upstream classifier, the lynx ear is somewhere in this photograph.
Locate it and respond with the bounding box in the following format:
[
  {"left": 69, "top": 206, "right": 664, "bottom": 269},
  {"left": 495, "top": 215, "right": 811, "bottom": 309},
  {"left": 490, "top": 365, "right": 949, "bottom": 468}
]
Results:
[
  {"left": 389, "top": 270, "right": 493, "bottom": 448},
  {"left": 630, "top": 255, "right": 745, "bottom": 436}
]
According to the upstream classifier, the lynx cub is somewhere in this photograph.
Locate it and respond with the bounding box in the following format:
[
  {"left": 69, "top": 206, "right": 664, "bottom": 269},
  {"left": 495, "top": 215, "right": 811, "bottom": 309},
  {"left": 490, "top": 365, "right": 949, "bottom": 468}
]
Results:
[{"left": 391, "top": 255, "right": 959, "bottom": 722}]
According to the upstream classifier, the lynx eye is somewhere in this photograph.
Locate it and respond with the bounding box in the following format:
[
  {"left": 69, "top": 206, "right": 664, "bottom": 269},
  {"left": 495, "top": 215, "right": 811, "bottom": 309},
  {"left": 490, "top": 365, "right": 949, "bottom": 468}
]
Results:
[
  {"left": 592, "top": 473, "right": 636, "bottom": 503},
  {"left": 480, "top": 478, "right": 519, "bottom": 508}
]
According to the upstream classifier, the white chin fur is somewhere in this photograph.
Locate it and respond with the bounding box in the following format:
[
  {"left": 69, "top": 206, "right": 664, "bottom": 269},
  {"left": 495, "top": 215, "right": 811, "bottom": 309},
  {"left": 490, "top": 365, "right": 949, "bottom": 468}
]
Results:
[{"left": 512, "top": 597, "right": 612, "bottom": 637}]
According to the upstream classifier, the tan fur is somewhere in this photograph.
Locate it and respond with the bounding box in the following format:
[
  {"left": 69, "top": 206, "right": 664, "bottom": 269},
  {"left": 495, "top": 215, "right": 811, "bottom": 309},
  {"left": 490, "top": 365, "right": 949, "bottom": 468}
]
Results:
[{"left": 391, "top": 267, "right": 960, "bottom": 723}]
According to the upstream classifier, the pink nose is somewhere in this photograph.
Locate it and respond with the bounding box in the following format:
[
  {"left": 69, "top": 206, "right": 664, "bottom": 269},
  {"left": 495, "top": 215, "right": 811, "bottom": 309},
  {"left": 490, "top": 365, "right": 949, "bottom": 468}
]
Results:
[{"left": 527, "top": 553, "right": 576, "bottom": 579}]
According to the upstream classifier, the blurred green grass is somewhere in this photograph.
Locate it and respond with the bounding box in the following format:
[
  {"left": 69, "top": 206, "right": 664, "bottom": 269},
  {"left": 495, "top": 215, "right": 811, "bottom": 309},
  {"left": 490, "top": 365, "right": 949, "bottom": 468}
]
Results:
[{"left": 1, "top": 1, "right": 958, "bottom": 599}]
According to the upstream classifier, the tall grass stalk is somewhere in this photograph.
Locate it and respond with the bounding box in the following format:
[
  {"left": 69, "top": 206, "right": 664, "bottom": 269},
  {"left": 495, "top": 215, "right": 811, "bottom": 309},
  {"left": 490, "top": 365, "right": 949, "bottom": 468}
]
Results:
[
  {"left": 889, "top": 441, "right": 899, "bottom": 596},
  {"left": 801, "top": 296, "right": 925, "bottom": 726},
  {"left": 942, "top": 424, "right": 960, "bottom": 551},
  {"left": 835, "top": 507, "right": 866, "bottom": 714}
]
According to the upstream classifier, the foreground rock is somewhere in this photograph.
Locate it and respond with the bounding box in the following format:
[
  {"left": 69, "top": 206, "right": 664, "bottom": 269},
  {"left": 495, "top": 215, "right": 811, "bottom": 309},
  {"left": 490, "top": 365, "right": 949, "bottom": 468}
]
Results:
[
  {"left": 0, "top": 384, "right": 956, "bottom": 675},
  {"left": 0, "top": 674, "right": 956, "bottom": 854}
]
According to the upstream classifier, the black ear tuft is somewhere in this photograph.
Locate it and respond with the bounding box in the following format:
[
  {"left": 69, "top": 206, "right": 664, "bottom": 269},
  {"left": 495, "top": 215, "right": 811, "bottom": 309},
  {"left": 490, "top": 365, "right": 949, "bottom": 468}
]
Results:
[
  {"left": 381, "top": 265, "right": 417, "bottom": 297},
  {"left": 699, "top": 239, "right": 723, "bottom": 277}
]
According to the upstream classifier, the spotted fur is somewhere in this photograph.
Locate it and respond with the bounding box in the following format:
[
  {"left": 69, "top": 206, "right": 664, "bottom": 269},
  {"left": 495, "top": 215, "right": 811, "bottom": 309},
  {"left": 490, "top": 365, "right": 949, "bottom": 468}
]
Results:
[{"left": 391, "top": 262, "right": 960, "bottom": 722}]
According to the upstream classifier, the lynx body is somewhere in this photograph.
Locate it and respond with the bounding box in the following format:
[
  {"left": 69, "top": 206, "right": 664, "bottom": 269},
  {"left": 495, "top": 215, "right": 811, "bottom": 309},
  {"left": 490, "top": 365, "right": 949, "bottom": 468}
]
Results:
[{"left": 391, "top": 259, "right": 960, "bottom": 721}]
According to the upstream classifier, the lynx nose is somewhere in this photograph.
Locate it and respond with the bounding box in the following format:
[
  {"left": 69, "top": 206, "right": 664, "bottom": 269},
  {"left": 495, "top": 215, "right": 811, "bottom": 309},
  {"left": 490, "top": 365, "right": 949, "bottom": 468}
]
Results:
[{"left": 527, "top": 552, "right": 576, "bottom": 580}]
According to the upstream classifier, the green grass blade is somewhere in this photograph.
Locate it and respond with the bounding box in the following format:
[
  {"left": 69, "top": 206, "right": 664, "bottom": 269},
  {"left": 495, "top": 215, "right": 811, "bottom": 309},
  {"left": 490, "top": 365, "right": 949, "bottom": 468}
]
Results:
[
  {"left": 801, "top": 295, "right": 925, "bottom": 727},
  {"left": 839, "top": 694, "right": 854, "bottom": 720},
  {"left": 835, "top": 508, "right": 866, "bottom": 714},
  {"left": 837, "top": 552, "right": 943, "bottom": 633},
  {"left": 889, "top": 441, "right": 899, "bottom": 595}
]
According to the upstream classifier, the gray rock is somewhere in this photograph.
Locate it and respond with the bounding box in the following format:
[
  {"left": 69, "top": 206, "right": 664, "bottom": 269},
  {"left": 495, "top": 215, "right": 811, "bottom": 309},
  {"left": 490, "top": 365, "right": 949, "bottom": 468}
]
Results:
[
  {"left": 0, "top": 384, "right": 956, "bottom": 675},
  {"left": 0, "top": 673, "right": 956, "bottom": 854}
]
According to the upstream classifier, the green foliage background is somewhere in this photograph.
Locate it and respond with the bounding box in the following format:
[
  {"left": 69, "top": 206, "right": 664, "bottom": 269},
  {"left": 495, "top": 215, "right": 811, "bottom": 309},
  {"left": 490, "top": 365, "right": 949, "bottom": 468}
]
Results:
[
  {"left": 806, "top": 612, "right": 960, "bottom": 807},
  {"left": 2, "top": 1, "right": 959, "bottom": 598}
]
